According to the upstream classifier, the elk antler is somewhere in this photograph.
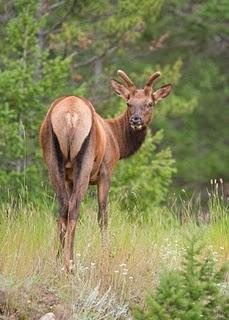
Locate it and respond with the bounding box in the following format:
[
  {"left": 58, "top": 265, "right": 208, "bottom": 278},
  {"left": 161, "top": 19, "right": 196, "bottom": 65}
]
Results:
[
  {"left": 117, "top": 69, "right": 135, "bottom": 89},
  {"left": 145, "top": 71, "right": 161, "bottom": 87},
  {"left": 144, "top": 71, "right": 161, "bottom": 94}
]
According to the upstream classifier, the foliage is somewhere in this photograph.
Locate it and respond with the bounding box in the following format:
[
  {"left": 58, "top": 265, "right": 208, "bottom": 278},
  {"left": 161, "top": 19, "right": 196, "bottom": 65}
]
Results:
[
  {"left": 134, "top": 238, "right": 229, "bottom": 320},
  {"left": 151, "top": 0, "right": 229, "bottom": 188},
  {"left": 0, "top": 1, "right": 74, "bottom": 196}
]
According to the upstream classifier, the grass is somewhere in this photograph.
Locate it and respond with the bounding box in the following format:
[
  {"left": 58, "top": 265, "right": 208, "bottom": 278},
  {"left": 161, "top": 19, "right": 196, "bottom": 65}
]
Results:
[{"left": 0, "top": 191, "right": 228, "bottom": 319}]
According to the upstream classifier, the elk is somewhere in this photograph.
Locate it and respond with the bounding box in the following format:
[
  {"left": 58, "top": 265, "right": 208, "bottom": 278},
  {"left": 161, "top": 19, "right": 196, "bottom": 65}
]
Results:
[{"left": 39, "top": 70, "right": 172, "bottom": 271}]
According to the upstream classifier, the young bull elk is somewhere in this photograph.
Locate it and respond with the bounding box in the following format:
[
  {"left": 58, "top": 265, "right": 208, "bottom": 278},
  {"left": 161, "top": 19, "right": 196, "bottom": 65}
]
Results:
[{"left": 40, "top": 70, "right": 172, "bottom": 271}]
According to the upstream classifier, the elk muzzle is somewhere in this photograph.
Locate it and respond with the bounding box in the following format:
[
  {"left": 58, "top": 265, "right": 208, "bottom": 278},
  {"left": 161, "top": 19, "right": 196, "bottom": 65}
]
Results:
[{"left": 129, "top": 114, "right": 144, "bottom": 131}]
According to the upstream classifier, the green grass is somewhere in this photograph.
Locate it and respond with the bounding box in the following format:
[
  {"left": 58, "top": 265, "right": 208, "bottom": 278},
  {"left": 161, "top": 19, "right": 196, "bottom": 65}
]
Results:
[{"left": 0, "top": 194, "right": 228, "bottom": 319}]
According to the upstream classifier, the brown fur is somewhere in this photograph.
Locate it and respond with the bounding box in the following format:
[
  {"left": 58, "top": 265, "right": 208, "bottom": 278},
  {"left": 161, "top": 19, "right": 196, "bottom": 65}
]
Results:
[{"left": 39, "top": 70, "right": 172, "bottom": 271}]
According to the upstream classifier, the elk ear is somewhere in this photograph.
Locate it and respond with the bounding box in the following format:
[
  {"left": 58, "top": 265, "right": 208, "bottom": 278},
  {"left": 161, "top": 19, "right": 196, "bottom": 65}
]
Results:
[
  {"left": 153, "top": 84, "right": 172, "bottom": 104},
  {"left": 111, "top": 79, "right": 130, "bottom": 100}
]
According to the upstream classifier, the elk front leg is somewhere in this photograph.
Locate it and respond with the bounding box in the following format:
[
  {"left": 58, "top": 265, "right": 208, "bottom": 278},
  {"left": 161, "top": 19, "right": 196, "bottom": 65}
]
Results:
[
  {"left": 58, "top": 214, "right": 67, "bottom": 255},
  {"left": 97, "top": 167, "right": 110, "bottom": 249}
]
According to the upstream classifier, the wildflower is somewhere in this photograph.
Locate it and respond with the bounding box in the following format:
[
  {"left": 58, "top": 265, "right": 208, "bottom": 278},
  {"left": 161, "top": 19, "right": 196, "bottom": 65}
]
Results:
[{"left": 119, "top": 263, "right": 127, "bottom": 267}]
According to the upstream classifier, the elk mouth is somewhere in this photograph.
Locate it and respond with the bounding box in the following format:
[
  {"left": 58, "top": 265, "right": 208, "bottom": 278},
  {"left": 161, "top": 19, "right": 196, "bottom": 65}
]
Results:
[
  {"left": 129, "top": 115, "right": 144, "bottom": 131},
  {"left": 130, "top": 123, "right": 144, "bottom": 131}
]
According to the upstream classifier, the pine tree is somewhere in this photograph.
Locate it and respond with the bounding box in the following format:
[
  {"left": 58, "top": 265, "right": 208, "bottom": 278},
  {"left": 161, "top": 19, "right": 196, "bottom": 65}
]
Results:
[{"left": 134, "top": 238, "right": 229, "bottom": 320}]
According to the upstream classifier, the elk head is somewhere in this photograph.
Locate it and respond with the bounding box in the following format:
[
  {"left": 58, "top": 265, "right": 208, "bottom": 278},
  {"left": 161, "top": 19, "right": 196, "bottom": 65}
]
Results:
[{"left": 111, "top": 69, "right": 172, "bottom": 131}]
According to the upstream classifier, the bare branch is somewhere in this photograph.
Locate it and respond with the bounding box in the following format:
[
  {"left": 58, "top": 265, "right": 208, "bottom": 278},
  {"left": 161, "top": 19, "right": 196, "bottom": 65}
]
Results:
[{"left": 41, "top": 0, "right": 78, "bottom": 36}]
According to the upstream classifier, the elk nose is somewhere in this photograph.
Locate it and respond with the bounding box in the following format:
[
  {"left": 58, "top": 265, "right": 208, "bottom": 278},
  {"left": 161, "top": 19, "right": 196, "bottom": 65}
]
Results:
[{"left": 130, "top": 114, "right": 143, "bottom": 125}]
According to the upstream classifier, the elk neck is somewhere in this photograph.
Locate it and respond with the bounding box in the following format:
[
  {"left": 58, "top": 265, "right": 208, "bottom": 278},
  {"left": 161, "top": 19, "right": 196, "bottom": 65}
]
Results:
[{"left": 107, "top": 108, "right": 147, "bottom": 160}]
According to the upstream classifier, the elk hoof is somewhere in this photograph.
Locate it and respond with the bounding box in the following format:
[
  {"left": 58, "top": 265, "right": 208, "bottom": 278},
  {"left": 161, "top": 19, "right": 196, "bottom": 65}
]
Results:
[{"left": 69, "top": 259, "right": 75, "bottom": 272}]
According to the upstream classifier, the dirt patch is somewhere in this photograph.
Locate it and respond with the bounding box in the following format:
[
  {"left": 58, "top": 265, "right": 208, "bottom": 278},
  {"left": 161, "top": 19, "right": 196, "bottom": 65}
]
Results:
[{"left": 0, "top": 288, "right": 71, "bottom": 320}]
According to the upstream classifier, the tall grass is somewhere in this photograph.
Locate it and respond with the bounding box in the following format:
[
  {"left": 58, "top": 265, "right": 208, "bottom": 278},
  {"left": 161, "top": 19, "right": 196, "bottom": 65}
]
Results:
[{"left": 0, "top": 189, "right": 228, "bottom": 319}]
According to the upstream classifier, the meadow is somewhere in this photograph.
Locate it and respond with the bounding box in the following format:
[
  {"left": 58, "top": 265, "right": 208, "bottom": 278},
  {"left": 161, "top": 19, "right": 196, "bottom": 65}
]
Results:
[{"left": 0, "top": 184, "right": 228, "bottom": 319}]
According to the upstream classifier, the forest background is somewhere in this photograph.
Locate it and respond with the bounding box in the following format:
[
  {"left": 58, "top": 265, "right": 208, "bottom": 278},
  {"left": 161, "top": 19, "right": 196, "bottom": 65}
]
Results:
[{"left": 0, "top": 0, "right": 228, "bottom": 207}]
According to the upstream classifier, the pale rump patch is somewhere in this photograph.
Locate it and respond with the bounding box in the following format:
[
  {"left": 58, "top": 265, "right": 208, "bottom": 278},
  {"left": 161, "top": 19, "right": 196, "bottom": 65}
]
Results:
[
  {"left": 50, "top": 96, "right": 92, "bottom": 161},
  {"left": 65, "top": 112, "right": 79, "bottom": 138}
]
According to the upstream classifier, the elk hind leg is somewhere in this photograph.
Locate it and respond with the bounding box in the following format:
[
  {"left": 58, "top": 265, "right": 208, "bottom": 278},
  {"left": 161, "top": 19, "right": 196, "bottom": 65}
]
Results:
[
  {"left": 64, "top": 136, "right": 94, "bottom": 272},
  {"left": 48, "top": 139, "right": 69, "bottom": 257}
]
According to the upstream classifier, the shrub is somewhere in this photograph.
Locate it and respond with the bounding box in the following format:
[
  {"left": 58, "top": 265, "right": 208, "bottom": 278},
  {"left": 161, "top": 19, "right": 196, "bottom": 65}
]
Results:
[{"left": 134, "top": 238, "right": 229, "bottom": 320}]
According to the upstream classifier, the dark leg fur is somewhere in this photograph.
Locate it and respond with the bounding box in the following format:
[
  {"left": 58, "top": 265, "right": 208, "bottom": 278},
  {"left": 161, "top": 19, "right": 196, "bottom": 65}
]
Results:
[{"left": 47, "top": 129, "right": 69, "bottom": 255}]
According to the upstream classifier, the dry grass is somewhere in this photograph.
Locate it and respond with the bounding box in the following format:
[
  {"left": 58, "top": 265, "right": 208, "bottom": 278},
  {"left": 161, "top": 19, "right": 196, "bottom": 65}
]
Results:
[{"left": 0, "top": 195, "right": 228, "bottom": 319}]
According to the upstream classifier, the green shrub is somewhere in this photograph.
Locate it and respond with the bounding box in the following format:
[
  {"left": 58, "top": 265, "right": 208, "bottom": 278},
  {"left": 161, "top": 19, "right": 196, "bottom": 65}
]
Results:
[{"left": 134, "top": 238, "right": 229, "bottom": 320}]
